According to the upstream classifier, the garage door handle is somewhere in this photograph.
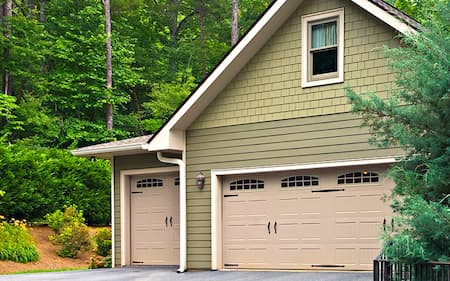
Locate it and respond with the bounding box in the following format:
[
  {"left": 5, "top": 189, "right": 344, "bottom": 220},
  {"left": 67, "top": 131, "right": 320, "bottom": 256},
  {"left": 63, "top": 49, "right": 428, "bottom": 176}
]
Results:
[
  {"left": 274, "top": 221, "right": 277, "bottom": 234},
  {"left": 165, "top": 216, "right": 168, "bottom": 227},
  {"left": 170, "top": 216, "right": 173, "bottom": 227},
  {"left": 267, "top": 221, "right": 271, "bottom": 234}
]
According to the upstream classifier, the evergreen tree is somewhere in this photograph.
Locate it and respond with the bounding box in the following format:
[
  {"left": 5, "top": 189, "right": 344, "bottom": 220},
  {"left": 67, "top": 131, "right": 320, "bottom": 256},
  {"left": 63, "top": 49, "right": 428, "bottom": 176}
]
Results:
[{"left": 346, "top": 1, "right": 450, "bottom": 262}]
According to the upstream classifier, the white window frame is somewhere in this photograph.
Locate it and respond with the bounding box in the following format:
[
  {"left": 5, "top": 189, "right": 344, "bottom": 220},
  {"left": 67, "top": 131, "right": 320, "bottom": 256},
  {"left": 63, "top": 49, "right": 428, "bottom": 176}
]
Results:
[{"left": 301, "top": 8, "right": 344, "bottom": 88}]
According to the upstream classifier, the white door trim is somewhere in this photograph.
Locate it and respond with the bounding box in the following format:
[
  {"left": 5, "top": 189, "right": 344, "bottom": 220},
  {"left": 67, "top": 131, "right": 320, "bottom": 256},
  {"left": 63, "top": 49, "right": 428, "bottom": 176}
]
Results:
[
  {"left": 119, "top": 166, "right": 179, "bottom": 266},
  {"left": 210, "top": 157, "right": 397, "bottom": 270}
]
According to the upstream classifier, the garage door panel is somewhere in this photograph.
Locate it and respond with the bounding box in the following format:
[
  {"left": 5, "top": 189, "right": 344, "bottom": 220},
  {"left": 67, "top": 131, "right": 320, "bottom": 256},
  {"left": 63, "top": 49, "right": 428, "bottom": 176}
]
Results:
[
  {"left": 131, "top": 173, "right": 179, "bottom": 265},
  {"left": 335, "top": 247, "right": 357, "bottom": 265},
  {"left": 299, "top": 246, "right": 327, "bottom": 265},
  {"left": 360, "top": 246, "right": 382, "bottom": 266},
  {"left": 360, "top": 220, "right": 384, "bottom": 240},
  {"left": 300, "top": 220, "right": 323, "bottom": 241},
  {"left": 335, "top": 220, "right": 357, "bottom": 240}
]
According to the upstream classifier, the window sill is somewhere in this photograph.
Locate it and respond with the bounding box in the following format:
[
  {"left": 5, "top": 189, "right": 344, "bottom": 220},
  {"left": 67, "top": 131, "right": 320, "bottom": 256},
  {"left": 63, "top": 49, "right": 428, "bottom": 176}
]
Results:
[{"left": 301, "top": 76, "right": 344, "bottom": 88}]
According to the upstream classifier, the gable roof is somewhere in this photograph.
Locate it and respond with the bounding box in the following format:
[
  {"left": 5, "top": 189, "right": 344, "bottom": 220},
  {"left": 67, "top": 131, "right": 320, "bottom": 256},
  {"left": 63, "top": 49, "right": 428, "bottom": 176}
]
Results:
[{"left": 144, "top": 0, "right": 419, "bottom": 152}]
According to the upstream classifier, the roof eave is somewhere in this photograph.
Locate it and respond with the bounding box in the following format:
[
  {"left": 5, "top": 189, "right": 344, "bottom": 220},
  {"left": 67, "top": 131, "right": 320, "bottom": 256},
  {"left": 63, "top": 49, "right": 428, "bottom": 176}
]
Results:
[{"left": 71, "top": 143, "right": 146, "bottom": 158}]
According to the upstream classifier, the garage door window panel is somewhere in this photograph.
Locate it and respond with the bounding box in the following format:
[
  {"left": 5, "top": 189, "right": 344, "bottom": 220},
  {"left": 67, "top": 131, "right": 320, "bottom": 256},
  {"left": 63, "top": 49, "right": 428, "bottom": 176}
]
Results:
[
  {"left": 136, "top": 178, "right": 163, "bottom": 188},
  {"left": 230, "top": 179, "right": 264, "bottom": 191},
  {"left": 337, "top": 172, "right": 379, "bottom": 184},
  {"left": 281, "top": 175, "right": 319, "bottom": 188}
]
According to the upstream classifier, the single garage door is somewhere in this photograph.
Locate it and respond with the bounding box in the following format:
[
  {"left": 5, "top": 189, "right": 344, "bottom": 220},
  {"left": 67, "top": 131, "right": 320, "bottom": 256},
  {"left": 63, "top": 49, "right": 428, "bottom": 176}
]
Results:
[
  {"left": 130, "top": 173, "right": 179, "bottom": 265},
  {"left": 222, "top": 166, "right": 394, "bottom": 270}
]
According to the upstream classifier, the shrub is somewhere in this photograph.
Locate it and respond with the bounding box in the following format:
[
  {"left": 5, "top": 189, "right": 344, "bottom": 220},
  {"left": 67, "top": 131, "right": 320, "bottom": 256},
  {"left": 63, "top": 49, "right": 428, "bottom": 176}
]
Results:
[
  {"left": 0, "top": 144, "right": 111, "bottom": 225},
  {"left": 0, "top": 217, "right": 39, "bottom": 263},
  {"left": 47, "top": 206, "right": 93, "bottom": 258},
  {"left": 45, "top": 205, "right": 85, "bottom": 234},
  {"left": 93, "top": 228, "right": 112, "bottom": 257},
  {"left": 49, "top": 222, "right": 93, "bottom": 258}
]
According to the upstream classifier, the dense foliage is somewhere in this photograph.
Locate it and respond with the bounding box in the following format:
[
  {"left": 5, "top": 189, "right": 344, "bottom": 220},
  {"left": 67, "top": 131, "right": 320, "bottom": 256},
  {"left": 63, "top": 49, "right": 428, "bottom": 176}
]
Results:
[
  {"left": 47, "top": 206, "right": 93, "bottom": 258},
  {"left": 347, "top": 1, "right": 449, "bottom": 262},
  {"left": 0, "top": 217, "right": 39, "bottom": 263},
  {"left": 0, "top": 144, "right": 110, "bottom": 225},
  {"left": 0, "top": 0, "right": 271, "bottom": 225},
  {"left": 0, "top": 0, "right": 272, "bottom": 148}
]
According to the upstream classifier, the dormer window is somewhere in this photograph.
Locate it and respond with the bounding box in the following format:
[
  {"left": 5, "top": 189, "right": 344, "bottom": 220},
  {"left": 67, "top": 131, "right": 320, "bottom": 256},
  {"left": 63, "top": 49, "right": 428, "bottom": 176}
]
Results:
[{"left": 302, "top": 8, "right": 344, "bottom": 88}]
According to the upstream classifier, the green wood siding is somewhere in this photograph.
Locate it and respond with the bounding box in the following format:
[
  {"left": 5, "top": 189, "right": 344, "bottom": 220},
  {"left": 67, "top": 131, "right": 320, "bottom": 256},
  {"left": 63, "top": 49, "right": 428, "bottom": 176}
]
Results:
[
  {"left": 112, "top": 153, "right": 173, "bottom": 266},
  {"left": 185, "top": 0, "right": 403, "bottom": 268},
  {"left": 185, "top": 113, "right": 403, "bottom": 268},
  {"left": 190, "top": 0, "right": 399, "bottom": 130}
]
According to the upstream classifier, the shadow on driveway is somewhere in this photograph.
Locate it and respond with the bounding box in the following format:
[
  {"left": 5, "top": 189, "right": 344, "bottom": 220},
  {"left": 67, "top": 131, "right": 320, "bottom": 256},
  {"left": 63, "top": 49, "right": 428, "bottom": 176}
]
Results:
[{"left": 0, "top": 266, "right": 373, "bottom": 281}]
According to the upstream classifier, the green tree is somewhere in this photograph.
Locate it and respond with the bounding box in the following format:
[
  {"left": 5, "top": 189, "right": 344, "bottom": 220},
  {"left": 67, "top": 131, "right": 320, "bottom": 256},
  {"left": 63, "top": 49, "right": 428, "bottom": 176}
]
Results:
[
  {"left": 387, "top": 0, "right": 447, "bottom": 23},
  {"left": 44, "top": 0, "right": 142, "bottom": 148},
  {"left": 142, "top": 70, "right": 196, "bottom": 132},
  {"left": 346, "top": 1, "right": 449, "bottom": 262}
]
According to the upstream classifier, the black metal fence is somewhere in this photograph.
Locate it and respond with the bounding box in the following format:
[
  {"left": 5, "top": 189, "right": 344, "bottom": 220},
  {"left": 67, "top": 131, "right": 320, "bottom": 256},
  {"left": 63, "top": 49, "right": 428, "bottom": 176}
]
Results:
[{"left": 374, "top": 258, "right": 450, "bottom": 281}]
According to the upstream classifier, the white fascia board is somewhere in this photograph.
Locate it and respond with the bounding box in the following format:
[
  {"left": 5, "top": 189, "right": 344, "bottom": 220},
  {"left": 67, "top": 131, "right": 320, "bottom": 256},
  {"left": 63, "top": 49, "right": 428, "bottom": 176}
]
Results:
[
  {"left": 70, "top": 143, "right": 145, "bottom": 157},
  {"left": 352, "top": 0, "right": 417, "bottom": 35},
  {"left": 212, "top": 157, "right": 400, "bottom": 176},
  {"left": 144, "top": 128, "right": 184, "bottom": 152}
]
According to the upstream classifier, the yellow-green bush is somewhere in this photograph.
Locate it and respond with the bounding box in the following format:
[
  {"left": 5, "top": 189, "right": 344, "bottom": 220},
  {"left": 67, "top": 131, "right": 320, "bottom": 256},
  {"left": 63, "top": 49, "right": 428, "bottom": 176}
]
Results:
[
  {"left": 93, "top": 228, "right": 112, "bottom": 257},
  {"left": 47, "top": 206, "right": 93, "bottom": 258},
  {"left": 0, "top": 217, "right": 39, "bottom": 263}
]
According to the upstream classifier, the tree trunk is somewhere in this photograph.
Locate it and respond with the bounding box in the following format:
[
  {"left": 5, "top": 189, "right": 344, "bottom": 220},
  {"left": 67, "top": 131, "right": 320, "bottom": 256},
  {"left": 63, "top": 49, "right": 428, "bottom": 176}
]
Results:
[
  {"left": 104, "top": 0, "right": 113, "bottom": 131},
  {"left": 168, "top": 0, "right": 179, "bottom": 77},
  {"left": 199, "top": 0, "right": 206, "bottom": 79},
  {"left": 3, "top": 0, "right": 12, "bottom": 95},
  {"left": 131, "top": 89, "right": 144, "bottom": 135},
  {"left": 231, "top": 0, "right": 239, "bottom": 46},
  {"left": 39, "top": 0, "right": 46, "bottom": 22}
]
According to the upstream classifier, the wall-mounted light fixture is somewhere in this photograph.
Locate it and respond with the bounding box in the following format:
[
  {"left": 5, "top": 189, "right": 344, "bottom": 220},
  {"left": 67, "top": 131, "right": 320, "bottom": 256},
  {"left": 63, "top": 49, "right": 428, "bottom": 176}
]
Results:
[{"left": 196, "top": 172, "right": 205, "bottom": 190}]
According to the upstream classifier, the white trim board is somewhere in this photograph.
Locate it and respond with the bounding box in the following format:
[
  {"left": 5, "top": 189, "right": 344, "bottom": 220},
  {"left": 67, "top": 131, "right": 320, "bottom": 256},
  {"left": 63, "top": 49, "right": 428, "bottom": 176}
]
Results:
[
  {"left": 110, "top": 157, "right": 115, "bottom": 268},
  {"left": 351, "top": 0, "right": 417, "bottom": 35},
  {"left": 210, "top": 157, "right": 398, "bottom": 270},
  {"left": 211, "top": 157, "right": 398, "bottom": 176},
  {"left": 119, "top": 166, "right": 179, "bottom": 266}
]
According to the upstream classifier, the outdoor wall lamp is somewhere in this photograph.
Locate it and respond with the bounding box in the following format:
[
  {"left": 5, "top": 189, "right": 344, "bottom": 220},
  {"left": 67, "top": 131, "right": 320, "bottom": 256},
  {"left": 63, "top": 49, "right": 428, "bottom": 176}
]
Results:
[{"left": 196, "top": 172, "right": 205, "bottom": 190}]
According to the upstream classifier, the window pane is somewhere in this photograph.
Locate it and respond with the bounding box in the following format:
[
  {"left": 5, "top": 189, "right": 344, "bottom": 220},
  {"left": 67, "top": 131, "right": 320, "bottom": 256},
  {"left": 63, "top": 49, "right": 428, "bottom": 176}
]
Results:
[
  {"left": 312, "top": 21, "right": 337, "bottom": 49},
  {"left": 312, "top": 48, "right": 337, "bottom": 75}
]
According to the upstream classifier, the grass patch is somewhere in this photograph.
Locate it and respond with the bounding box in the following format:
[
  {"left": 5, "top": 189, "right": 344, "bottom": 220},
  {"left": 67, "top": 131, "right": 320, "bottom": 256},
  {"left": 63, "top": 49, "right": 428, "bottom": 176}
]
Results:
[{"left": 7, "top": 267, "right": 88, "bottom": 275}]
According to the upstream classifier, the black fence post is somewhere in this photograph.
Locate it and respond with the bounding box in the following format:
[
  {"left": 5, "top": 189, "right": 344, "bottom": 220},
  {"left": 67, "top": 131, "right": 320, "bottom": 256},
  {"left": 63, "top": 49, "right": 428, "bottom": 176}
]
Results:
[{"left": 374, "top": 259, "right": 379, "bottom": 281}]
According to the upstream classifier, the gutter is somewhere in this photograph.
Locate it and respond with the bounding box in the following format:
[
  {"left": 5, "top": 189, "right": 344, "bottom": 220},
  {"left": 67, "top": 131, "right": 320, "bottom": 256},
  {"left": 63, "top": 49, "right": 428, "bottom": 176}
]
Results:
[
  {"left": 156, "top": 151, "right": 187, "bottom": 273},
  {"left": 71, "top": 143, "right": 144, "bottom": 157}
]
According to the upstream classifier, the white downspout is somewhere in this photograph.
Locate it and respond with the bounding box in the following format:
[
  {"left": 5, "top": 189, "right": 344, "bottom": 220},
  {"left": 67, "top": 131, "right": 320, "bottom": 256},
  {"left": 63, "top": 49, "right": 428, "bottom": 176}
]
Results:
[
  {"left": 110, "top": 157, "right": 115, "bottom": 268},
  {"left": 156, "top": 151, "right": 186, "bottom": 273}
]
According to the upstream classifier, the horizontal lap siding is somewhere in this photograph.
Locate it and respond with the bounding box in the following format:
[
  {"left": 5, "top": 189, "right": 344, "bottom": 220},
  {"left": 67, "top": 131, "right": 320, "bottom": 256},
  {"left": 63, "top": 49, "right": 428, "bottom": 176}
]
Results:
[
  {"left": 185, "top": 113, "right": 403, "bottom": 268},
  {"left": 113, "top": 153, "right": 174, "bottom": 266}
]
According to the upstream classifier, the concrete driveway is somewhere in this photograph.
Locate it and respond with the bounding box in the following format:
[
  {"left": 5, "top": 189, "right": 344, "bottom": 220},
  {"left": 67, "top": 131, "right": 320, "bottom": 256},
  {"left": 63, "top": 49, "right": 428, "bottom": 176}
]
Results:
[{"left": 0, "top": 267, "right": 372, "bottom": 281}]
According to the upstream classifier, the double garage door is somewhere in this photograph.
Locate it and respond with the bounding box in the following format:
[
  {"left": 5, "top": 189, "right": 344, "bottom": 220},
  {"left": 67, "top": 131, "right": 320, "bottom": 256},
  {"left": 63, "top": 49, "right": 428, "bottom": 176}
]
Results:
[{"left": 222, "top": 166, "right": 393, "bottom": 270}]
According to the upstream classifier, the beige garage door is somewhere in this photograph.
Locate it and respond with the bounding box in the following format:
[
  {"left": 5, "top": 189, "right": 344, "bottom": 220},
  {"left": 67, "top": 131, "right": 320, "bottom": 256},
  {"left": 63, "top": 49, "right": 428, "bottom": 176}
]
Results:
[
  {"left": 130, "top": 173, "right": 179, "bottom": 265},
  {"left": 222, "top": 166, "right": 393, "bottom": 270}
]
